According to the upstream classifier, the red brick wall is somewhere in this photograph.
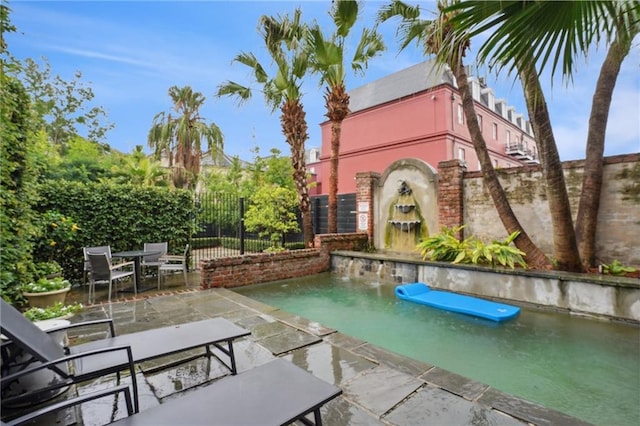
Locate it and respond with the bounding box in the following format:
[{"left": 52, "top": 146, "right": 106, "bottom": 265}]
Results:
[
  {"left": 200, "top": 233, "right": 368, "bottom": 289},
  {"left": 437, "top": 159, "right": 466, "bottom": 238},
  {"left": 355, "top": 171, "right": 380, "bottom": 243}
]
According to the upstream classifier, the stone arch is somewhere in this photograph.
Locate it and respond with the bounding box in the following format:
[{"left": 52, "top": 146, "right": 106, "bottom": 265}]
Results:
[{"left": 374, "top": 158, "right": 439, "bottom": 253}]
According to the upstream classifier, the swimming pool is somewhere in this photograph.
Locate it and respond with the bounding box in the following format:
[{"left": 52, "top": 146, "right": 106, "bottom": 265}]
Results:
[{"left": 234, "top": 273, "right": 640, "bottom": 426}]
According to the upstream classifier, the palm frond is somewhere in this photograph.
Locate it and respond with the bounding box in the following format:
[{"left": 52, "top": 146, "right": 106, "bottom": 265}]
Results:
[
  {"left": 233, "top": 52, "right": 268, "bottom": 83},
  {"left": 332, "top": 0, "right": 360, "bottom": 38},
  {"left": 216, "top": 81, "right": 253, "bottom": 105},
  {"left": 444, "top": 0, "right": 627, "bottom": 80},
  {"left": 351, "top": 28, "right": 385, "bottom": 75}
]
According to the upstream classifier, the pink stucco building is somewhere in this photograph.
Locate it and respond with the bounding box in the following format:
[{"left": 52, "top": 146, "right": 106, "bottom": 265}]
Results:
[{"left": 310, "top": 60, "right": 538, "bottom": 195}]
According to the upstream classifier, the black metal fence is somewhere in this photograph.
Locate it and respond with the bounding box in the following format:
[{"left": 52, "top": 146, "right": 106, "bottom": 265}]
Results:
[
  {"left": 192, "top": 192, "right": 356, "bottom": 260},
  {"left": 311, "top": 193, "right": 357, "bottom": 234}
]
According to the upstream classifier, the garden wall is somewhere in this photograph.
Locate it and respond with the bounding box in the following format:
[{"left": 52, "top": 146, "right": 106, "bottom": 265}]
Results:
[
  {"left": 200, "top": 233, "right": 367, "bottom": 289},
  {"left": 461, "top": 153, "right": 640, "bottom": 266}
]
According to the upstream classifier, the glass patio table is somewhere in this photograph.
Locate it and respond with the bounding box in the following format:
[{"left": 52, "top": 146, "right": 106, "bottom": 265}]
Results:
[{"left": 112, "top": 250, "right": 160, "bottom": 293}]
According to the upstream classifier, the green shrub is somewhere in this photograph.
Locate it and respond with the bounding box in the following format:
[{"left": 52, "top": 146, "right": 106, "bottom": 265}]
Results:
[
  {"left": 22, "top": 277, "right": 71, "bottom": 293},
  {"left": 417, "top": 225, "right": 470, "bottom": 263},
  {"left": 23, "top": 302, "right": 83, "bottom": 321},
  {"left": 34, "top": 181, "right": 195, "bottom": 281},
  {"left": 601, "top": 260, "right": 637, "bottom": 276},
  {"left": 417, "top": 226, "right": 528, "bottom": 270}
]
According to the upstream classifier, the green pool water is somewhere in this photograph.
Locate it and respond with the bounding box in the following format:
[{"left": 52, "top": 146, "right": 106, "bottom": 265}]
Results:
[{"left": 234, "top": 273, "right": 640, "bottom": 426}]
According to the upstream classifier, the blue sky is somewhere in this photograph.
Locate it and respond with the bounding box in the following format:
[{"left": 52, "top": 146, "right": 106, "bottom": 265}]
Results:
[{"left": 6, "top": 0, "right": 639, "bottom": 162}]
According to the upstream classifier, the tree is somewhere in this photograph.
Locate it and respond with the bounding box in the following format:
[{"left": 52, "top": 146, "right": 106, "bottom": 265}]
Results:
[
  {"left": 48, "top": 135, "right": 117, "bottom": 183},
  {"left": 112, "top": 145, "right": 169, "bottom": 187},
  {"left": 378, "top": 0, "right": 551, "bottom": 269},
  {"left": 148, "top": 86, "right": 224, "bottom": 190},
  {"left": 217, "top": 9, "right": 315, "bottom": 247},
  {"left": 307, "top": 0, "right": 385, "bottom": 233},
  {"left": 19, "top": 57, "right": 114, "bottom": 147},
  {"left": 442, "top": 0, "right": 639, "bottom": 270}
]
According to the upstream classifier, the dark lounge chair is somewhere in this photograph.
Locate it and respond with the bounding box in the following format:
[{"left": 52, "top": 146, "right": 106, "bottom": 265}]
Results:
[
  {"left": 0, "top": 299, "right": 250, "bottom": 415},
  {"left": 3, "top": 359, "right": 342, "bottom": 426}
]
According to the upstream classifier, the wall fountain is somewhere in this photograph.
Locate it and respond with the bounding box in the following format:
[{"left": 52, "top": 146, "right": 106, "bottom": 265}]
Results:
[
  {"left": 385, "top": 181, "right": 428, "bottom": 253},
  {"left": 372, "top": 158, "right": 438, "bottom": 255}
]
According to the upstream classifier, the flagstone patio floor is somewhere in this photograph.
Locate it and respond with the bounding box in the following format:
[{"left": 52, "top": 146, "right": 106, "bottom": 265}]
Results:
[{"left": 41, "top": 272, "right": 590, "bottom": 425}]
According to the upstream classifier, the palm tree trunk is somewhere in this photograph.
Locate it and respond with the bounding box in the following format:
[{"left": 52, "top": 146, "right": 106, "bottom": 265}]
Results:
[
  {"left": 325, "top": 85, "right": 350, "bottom": 234},
  {"left": 517, "top": 57, "right": 584, "bottom": 272},
  {"left": 576, "top": 30, "right": 634, "bottom": 267},
  {"left": 281, "top": 99, "right": 314, "bottom": 246},
  {"left": 453, "top": 62, "right": 551, "bottom": 269}
]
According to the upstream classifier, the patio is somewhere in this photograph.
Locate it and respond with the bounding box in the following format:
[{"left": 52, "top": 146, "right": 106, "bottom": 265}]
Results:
[{"left": 27, "top": 271, "right": 589, "bottom": 425}]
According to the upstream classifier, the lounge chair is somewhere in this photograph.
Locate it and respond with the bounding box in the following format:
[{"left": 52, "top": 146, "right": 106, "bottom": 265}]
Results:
[
  {"left": 0, "top": 299, "right": 250, "bottom": 415},
  {"left": 3, "top": 359, "right": 342, "bottom": 426},
  {"left": 2, "top": 385, "right": 133, "bottom": 426}
]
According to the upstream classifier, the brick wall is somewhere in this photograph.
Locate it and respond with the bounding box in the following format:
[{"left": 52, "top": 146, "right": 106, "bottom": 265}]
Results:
[
  {"left": 200, "top": 233, "right": 368, "bottom": 289},
  {"left": 437, "top": 159, "right": 466, "bottom": 238},
  {"left": 355, "top": 171, "right": 380, "bottom": 242}
]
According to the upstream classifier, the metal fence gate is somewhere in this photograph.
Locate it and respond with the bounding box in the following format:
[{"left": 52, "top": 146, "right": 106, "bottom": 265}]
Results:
[{"left": 193, "top": 192, "right": 356, "bottom": 260}]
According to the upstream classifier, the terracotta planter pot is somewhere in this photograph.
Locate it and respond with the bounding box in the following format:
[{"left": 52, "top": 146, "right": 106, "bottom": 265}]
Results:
[{"left": 23, "top": 287, "right": 70, "bottom": 308}]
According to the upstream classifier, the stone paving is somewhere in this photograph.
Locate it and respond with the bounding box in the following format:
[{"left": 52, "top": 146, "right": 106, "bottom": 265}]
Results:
[{"left": 54, "top": 281, "right": 591, "bottom": 426}]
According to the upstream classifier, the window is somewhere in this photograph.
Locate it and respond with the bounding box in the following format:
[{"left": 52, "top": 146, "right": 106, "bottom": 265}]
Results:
[
  {"left": 506, "top": 130, "right": 511, "bottom": 146},
  {"left": 457, "top": 104, "right": 464, "bottom": 124},
  {"left": 477, "top": 114, "right": 483, "bottom": 131},
  {"left": 494, "top": 159, "right": 499, "bottom": 167},
  {"left": 458, "top": 147, "right": 466, "bottom": 161},
  {"left": 492, "top": 123, "right": 498, "bottom": 140}
]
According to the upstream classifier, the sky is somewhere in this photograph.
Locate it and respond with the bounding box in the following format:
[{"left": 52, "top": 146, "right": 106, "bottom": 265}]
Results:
[{"left": 5, "top": 0, "right": 640, "bottom": 162}]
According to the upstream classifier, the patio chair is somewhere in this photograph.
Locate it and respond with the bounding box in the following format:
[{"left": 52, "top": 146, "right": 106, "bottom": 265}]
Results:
[
  {"left": 141, "top": 242, "right": 168, "bottom": 280},
  {"left": 157, "top": 244, "right": 189, "bottom": 289},
  {"left": 3, "top": 359, "right": 342, "bottom": 426},
  {"left": 0, "top": 299, "right": 250, "bottom": 418},
  {"left": 82, "top": 245, "right": 112, "bottom": 287},
  {"left": 87, "top": 252, "right": 135, "bottom": 303}
]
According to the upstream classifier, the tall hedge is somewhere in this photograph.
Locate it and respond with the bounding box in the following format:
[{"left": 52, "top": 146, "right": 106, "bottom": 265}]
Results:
[
  {"left": 0, "top": 75, "right": 38, "bottom": 303},
  {"left": 36, "top": 181, "right": 194, "bottom": 281}
]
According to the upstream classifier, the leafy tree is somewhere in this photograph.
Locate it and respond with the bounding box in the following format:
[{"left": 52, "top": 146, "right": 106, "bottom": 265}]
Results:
[
  {"left": 48, "top": 135, "right": 117, "bottom": 182},
  {"left": 442, "top": 0, "right": 639, "bottom": 270},
  {"left": 378, "top": 0, "right": 550, "bottom": 269},
  {"left": 244, "top": 184, "right": 300, "bottom": 250},
  {"left": 19, "top": 57, "right": 114, "bottom": 147},
  {"left": 148, "top": 86, "right": 224, "bottom": 190},
  {"left": 307, "top": 0, "right": 385, "bottom": 233},
  {"left": 217, "top": 9, "right": 315, "bottom": 246}
]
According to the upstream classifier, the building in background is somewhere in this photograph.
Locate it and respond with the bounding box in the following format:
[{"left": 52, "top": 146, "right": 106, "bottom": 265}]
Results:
[{"left": 311, "top": 60, "right": 538, "bottom": 195}]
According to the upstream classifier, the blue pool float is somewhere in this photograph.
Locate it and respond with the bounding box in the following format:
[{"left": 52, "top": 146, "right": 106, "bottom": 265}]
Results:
[{"left": 395, "top": 283, "right": 520, "bottom": 322}]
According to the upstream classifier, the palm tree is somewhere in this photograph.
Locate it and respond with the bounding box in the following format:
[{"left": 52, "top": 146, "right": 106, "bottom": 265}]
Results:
[
  {"left": 113, "top": 145, "right": 168, "bottom": 187},
  {"left": 307, "top": 0, "right": 385, "bottom": 234},
  {"left": 148, "top": 86, "right": 223, "bottom": 190},
  {"left": 378, "top": 0, "right": 551, "bottom": 269},
  {"left": 217, "top": 9, "right": 315, "bottom": 247},
  {"left": 442, "top": 0, "right": 639, "bottom": 270}
]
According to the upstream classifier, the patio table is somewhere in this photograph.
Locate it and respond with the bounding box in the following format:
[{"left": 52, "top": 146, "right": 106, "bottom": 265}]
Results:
[{"left": 112, "top": 250, "right": 160, "bottom": 293}]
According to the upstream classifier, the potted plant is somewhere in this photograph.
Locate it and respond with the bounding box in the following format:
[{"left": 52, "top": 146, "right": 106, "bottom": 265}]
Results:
[
  {"left": 23, "top": 301, "right": 83, "bottom": 321},
  {"left": 34, "top": 261, "right": 63, "bottom": 279},
  {"left": 22, "top": 277, "right": 71, "bottom": 308}
]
